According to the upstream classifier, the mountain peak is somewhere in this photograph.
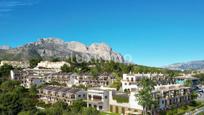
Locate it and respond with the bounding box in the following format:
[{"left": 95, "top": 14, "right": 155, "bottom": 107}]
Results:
[
  {"left": 0, "top": 38, "right": 124, "bottom": 62},
  {"left": 165, "top": 60, "right": 204, "bottom": 70},
  {"left": 40, "top": 38, "right": 65, "bottom": 44}
]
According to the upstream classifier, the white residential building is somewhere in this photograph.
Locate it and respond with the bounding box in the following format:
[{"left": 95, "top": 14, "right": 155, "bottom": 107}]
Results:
[
  {"left": 109, "top": 91, "right": 143, "bottom": 115},
  {"left": 38, "top": 86, "right": 87, "bottom": 105},
  {"left": 10, "top": 69, "right": 59, "bottom": 88},
  {"left": 86, "top": 87, "right": 116, "bottom": 111},
  {"left": 121, "top": 73, "right": 165, "bottom": 92}
]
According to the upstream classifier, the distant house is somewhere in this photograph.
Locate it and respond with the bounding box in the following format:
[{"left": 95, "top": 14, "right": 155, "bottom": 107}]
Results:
[
  {"left": 10, "top": 69, "right": 59, "bottom": 88},
  {"left": 10, "top": 68, "right": 114, "bottom": 88}
]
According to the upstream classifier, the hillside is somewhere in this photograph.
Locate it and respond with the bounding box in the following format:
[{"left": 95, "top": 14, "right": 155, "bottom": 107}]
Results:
[{"left": 165, "top": 60, "right": 204, "bottom": 70}]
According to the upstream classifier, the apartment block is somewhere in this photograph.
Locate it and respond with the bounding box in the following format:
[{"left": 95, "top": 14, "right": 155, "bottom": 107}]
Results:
[
  {"left": 38, "top": 86, "right": 86, "bottom": 105},
  {"left": 86, "top": 87, "right": 116, "bottom": 111}
]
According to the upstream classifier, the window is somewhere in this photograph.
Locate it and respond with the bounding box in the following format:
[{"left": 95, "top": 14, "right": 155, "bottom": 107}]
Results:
[
  {"left": 99, "top": 106, "right": 103, "bottom": 110},
  {"left": 162, "top": 100, "right": 164, "bottom": 104},
  {"left": 88, "top": 95, "right": 92, "bottom": 100},
  {"left": 94, "top": 105, "right": 97, "bottom": 108},
  {"left": 78, "top": 95, "right": 81, "bottom": 98},
  {"left": 131, "top": 77, "right": 133, "bottom": 81},
  {"left": 105, "top": 96, "right": 108, "bottom": 99},
  {"left": 93, "top": 95, "right": 102, "bottom": 101},
  {"left": 89, "top": 104, "right": 92, "bottom": 107}
]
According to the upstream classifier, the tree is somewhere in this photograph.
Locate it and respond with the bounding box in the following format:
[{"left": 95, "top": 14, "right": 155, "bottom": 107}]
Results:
[
  {"left": 61, "top": 64, "right": 73, "bottom": 73},
  {"left": 71, "top": 99, "right": 86, "bottom": 112},
  {"left": 18, "top": 111, "right": 32, "bottom": 115},
  {"left": 0, "top": 92, "right": 21, "bottom": 115},
  {"left": 0, "top": 64, "right": 13, "bottom": 82},
  {"left": 0, "top": 80, "right": 38, "bottom": 114},
  {"left": 29, "top": 58, "right": 42, "bottom": 68},
  {"left": 135, "top": 78, "right": 156, "bottom": 115},
  {"left": 50, "top": 57, "right": 61, "bottom": 62},
  {"left": 45, "top": 101, "right": 69, "bottom": 115},
  {"left": 90, "top": 67, "right": 99, "bottom": 77},
  {"left": 193, "top": 73, "right": 204, "bottom": 85},
  {"left": 82, "top": 107, "right": 99, "bottom": 115},
  {"left": 21, "top": 98, "right": 36, "bottom": 111},
  {"left": 0, "top": 80, "right": 20, "bottom": 93},
  {"left": 0, "top": 64, "right": 13, "bottom": 76},
  {"left": 184, "top": 79, "right": 193, "bottom": 87},
  {"left": 29, "top": 85, "right": 38, "bottom": 97}
]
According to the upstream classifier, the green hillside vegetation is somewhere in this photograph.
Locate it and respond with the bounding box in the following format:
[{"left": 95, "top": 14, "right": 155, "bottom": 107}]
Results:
[
  {"left": 0, "top": 64, "right": 13, "bottom": 83},
  {"left": 61, "top": 57, "right": 181, "bottom": 79},
  {"left": 193, "top": 73, "right": 204, "bottom": 85}
]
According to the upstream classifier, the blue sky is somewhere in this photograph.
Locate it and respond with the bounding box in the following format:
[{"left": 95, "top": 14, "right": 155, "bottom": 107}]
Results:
[{"left": 0, "top": 0, "right": 204, "bottom": 67}]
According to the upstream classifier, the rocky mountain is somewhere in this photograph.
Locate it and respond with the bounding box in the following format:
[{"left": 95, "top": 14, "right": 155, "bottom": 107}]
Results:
[
  {"left": 0, "top": 38, "right": 124, "bottom": 62},
  {"left": 0, "top": 45, "right": 10, "bottom": 50},
  {"left": 165, "top": 60, "right": 204, "bottom": 70}
]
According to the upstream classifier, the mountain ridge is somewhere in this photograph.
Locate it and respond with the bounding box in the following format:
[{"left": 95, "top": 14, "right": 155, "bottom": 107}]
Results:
[
  {"left": 164, "top": 60, "right": 204, "bottom": 70},
  {"left": 0, "top": 38, "right": 124, "bottom": 62}
]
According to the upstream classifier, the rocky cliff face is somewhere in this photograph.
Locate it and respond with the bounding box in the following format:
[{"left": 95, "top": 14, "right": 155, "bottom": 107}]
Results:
[
  {"left": 164, "top": 60, "right": 204, "bottom": 70},
  {"left": 0, "top": 38, "right": 124, "bottom": 62}
]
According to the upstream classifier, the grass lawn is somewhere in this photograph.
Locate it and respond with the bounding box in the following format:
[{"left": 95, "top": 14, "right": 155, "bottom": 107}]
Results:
[{"left": 100, "top": 112, "right": 120, "bottom": 115}]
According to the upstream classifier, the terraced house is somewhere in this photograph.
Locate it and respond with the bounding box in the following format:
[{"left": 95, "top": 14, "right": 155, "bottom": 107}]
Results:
[
  {"left": 154, "top": 84, "right": 192, "bottom": 110},
  {"left": 38, "top": 86, "right": 87, "bottom": 105}
]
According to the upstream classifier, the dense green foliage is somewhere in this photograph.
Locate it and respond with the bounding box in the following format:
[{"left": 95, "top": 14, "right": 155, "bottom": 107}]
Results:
[
  {"left": 113, "top": 95, "right": 129, "bottom": 103},
  {"left": 0, "top": 80, "right": 38, "bottom": 115},
  {"left": 184, "top": 79, "right": 193, "bottom": 87},
  {"left": 50, "top": 57, "right": 61, "bottom": 62},
  {"left": 61, "top": 64, "right": 73, "bottom": 73},
  {"left": 135, "top": 78, "right": 157, "bottom": 115},
  {"left": 61, "top": 57, "right": 180, "bottom": 78},
  {"left": 36, "top": 100, "right": 99, "bottom": 115},
  {"left": 0, "top": 80, "right": 99, "bottom": 115},
  {"left": 160, "top": 101, "right": 204, "bottom": 115},
  {"left": 193, "top": 73, "right": 204, "bottom": 85},
  {"left": 0, "top": 64, "right": 13, "bottom": 83},
  {"left": 29, "top": 58, "right": 42, "bottom": 68}
]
